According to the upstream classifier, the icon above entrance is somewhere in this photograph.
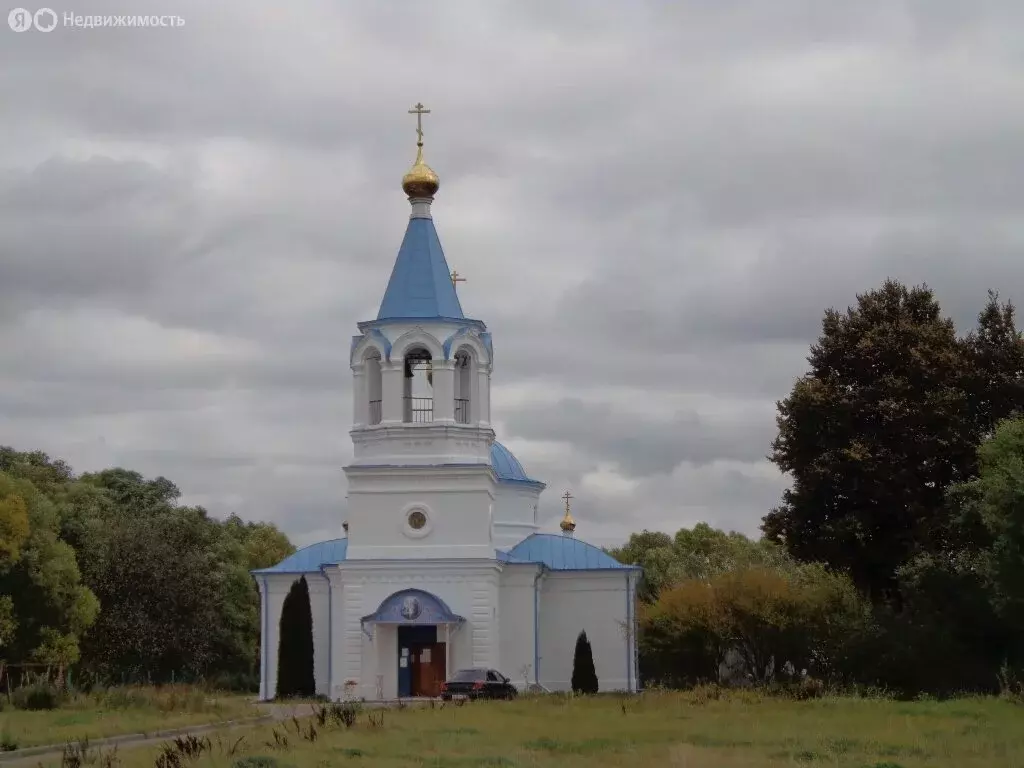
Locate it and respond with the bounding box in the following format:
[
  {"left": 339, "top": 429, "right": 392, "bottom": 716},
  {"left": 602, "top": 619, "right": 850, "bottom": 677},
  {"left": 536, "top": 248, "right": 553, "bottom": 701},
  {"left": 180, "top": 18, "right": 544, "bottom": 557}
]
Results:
[{"left": 360, "top": 588, "right": 466, "bottom": 632}]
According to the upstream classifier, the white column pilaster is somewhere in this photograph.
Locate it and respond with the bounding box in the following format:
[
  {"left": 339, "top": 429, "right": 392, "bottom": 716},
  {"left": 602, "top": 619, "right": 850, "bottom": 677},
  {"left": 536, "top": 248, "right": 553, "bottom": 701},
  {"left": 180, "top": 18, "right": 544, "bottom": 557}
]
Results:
[
  {"left": 308, "top": 575, "right": 331, "bottom": 697},
  {"left": 262, "top": 575, "right": 292, "bottom": 700},
  {"left": 351, "top": 367, "right": 366, "bottom": 428},
  {"left": 476, "top": 367, "right": 491, "bottom": 426},
  {"left": 326, "top": 568, "right": 345, "bottom": 700},
  {"left": 380, "top": 361, "right": 404, "bottom": 424},
  {"left": 432, "top": 360, "right": 455, "bottom": 423},
  {"left": 258, "top": 578, "right": 269, "bottom": 700}
]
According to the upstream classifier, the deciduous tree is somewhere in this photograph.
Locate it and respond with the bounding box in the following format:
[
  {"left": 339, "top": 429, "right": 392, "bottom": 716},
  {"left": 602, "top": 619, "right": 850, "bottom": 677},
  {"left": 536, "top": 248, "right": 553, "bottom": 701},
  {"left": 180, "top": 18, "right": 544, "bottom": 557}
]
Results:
[
  {"left": 0, "top": 471, "right": 98, "bottom": 665},
  {"left": 764, "top": 281, "right": 977, "bottom": 603},
  {"left": 639, "top": 564, "right": 872, "bottom": 688}
]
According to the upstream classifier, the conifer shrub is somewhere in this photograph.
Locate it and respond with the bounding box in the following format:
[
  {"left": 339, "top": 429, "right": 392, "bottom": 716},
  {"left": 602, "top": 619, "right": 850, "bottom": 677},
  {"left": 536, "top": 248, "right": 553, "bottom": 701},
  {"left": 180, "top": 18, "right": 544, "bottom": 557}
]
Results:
[
  {"left": 570, "top": 630, "right": 599, "bottom": 694},
  {"left": 275, "top": 576, "right": 315, "bottom": 699}
]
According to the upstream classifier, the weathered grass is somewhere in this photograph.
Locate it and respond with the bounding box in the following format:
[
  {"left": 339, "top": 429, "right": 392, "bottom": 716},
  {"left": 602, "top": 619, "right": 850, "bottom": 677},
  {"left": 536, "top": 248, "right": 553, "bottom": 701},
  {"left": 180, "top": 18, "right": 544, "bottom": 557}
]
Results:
[
  {"left": 55, "top": 687, "right": 1024, "bottom": 768},
  {"left": 0, "top": 685, "right": 258, "bottom": 749}
]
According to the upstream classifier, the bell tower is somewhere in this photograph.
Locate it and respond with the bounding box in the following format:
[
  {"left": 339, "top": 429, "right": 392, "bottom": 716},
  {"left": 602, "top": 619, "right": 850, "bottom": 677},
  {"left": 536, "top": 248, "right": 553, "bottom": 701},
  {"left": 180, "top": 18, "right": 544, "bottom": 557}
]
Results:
[{"left": 344, "top": 104, "right": 497, "bottom": 560}]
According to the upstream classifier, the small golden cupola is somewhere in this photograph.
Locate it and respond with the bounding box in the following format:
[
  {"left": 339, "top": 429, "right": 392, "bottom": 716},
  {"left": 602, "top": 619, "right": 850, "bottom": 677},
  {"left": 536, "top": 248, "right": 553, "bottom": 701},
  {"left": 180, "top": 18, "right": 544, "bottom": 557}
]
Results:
[
  {"left": 402, "top": 102, "right": 440, "bottom": 199},
  {"left": 560, "top": 490, "right": 577, "bottom": 536}
]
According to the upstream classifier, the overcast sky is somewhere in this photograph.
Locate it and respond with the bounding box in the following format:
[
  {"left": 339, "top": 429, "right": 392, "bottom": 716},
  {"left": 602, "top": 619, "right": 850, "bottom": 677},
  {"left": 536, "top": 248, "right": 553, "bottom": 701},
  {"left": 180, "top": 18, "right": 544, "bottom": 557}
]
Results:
[{"left": 2, "top": 1, "right": 1023, "bottom": 549}]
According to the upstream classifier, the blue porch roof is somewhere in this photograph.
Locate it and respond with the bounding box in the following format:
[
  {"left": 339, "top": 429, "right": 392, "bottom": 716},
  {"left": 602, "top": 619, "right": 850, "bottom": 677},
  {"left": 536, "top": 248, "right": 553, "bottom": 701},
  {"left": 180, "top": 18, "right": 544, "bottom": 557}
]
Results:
[{"left": 361, "top": 588, "right": 465, "bottom": 626}]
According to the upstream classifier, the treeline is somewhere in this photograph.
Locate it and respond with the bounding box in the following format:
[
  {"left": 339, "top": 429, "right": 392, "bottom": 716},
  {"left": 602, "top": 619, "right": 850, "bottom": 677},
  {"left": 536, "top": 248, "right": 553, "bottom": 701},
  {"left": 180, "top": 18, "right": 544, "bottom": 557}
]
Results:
[
  {"left": 2, "top": 280, "right": 1020, "bottom": 698},
  {"left": 612, "top": 281, "right": 1024, "bottom": 697},
  {"left": 0, "top": 453, "right": 294, "bottom": 689}
]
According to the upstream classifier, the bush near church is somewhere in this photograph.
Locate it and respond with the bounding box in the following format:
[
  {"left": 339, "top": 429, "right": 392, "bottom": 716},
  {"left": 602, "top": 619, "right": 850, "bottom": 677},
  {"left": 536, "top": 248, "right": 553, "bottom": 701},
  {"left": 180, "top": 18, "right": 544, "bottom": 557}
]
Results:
[
  {"left": 638, "top": 565, "right": 874, "bottom": 689},
  {"left": 571, "top": 630, "right": 599, "bottom": 694},
  {"left": 275, "top": 576, "right": 316, "bottom": 699}
]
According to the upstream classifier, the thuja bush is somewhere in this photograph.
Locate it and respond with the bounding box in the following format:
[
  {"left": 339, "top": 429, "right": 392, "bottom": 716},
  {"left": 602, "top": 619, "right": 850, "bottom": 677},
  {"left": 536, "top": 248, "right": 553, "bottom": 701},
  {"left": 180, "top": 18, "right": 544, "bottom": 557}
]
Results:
[{"left": 571, "top": 630, "right": 599, "bottom": 694}]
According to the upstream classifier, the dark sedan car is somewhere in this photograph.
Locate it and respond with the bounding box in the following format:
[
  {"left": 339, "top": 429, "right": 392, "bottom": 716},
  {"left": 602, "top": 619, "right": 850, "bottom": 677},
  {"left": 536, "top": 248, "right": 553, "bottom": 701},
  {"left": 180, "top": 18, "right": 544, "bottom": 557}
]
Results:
[{"left": 440, "top": 668, "right": 518, "bottom": 700}]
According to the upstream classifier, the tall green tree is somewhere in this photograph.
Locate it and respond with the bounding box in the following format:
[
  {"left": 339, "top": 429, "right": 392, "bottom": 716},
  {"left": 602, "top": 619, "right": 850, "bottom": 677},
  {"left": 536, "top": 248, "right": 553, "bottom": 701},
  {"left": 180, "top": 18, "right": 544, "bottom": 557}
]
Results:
[
  {"left": 763, "top": 281, "right": 978, "bottom": 603},
  {"left": 0, "top": 493, "right": 29, "bottom": 567},
  {"left": 570, "top": 630, "right": 599, "bottom": 695},
  {"left": 955, "top": 416, "right": 1024, "bottom": 639},
  {"left": 608, "top": 530, "right": 677, "bottom": 602},
  {"left": 0, "top": 447, "right": 294, "bottom": 687},
  {"left": 609, "top": 524, "right": 791, "bottom": 602},
  {"left": 964, "top": 292, "right": 1024, "bottom": 441},
  {"left": 0, "top": 471, "right": 99, "bottom": 666},
  {"left": 276, "top": 576, "right": 315, "bottom": 698},
  {"left": 222, "top": 514, "right": 295, "bottom": 571}
]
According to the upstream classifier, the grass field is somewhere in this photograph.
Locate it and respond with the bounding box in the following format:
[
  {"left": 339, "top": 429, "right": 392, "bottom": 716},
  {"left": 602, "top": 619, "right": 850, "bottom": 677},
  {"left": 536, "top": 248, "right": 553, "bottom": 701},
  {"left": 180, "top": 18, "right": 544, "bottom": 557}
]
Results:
[
  {"left": 49, "top": 687, "right": 1024, "bottom": 768},
  {"left": 0, "top": 686, "right": 259, "bottom": 750}
]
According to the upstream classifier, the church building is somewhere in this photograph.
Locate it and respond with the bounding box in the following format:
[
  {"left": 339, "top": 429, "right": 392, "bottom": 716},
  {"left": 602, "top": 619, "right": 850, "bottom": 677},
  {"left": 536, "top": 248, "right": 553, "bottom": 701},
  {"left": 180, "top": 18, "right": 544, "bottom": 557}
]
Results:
[{"left": 253, "top": 105, "right": 640, "bottom": 701}]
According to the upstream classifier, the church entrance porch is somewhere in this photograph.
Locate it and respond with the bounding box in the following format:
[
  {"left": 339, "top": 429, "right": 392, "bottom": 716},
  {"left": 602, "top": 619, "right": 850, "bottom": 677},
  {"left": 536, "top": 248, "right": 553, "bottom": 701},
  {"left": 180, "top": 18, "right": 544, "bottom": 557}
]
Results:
[
  {"left": 397, "top": 625, "right": 446, "bottom": 697},
  {"left": 361, "top": 588, "right": 466, "bottom": 700}
]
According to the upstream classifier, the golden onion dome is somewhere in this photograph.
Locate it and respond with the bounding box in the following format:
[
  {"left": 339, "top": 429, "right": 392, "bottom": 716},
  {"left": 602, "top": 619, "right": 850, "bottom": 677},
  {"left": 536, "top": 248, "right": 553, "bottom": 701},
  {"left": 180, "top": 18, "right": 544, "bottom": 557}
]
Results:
[
  {"left": 560, "top": 510, "right": 577, "bottom": 533},
  {"left": 402, "top": 145, "right": 440, "bottom": 198}
]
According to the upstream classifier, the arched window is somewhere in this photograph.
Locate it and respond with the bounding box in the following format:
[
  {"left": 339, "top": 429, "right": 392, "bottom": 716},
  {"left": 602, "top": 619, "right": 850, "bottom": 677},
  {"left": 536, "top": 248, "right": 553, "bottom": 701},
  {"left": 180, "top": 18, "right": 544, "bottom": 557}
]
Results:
[
  {"left": 365, "top": 351, "right": 382, "bottom": 425},
  {"left": 453, "top": 349, "right": 473, "bottom": 424},
  {"left": 402, "top": 346, "right": 433, "bottom": 423}
]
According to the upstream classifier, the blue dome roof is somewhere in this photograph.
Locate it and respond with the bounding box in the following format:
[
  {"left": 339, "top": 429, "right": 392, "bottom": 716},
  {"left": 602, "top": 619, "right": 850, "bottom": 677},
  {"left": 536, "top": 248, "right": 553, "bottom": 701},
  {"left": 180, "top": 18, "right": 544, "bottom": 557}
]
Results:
[
  {"left": 503, "top": 534, "right": 638, "bottom": 571},
  {"left": 490, "top": 441, "right": 540, "bottom": 484}
]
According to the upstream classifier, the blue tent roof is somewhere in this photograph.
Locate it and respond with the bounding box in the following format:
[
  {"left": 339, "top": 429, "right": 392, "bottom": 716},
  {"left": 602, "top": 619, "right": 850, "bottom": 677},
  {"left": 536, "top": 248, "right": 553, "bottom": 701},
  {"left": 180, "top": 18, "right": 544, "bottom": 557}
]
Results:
[
  {"left": 377, "top": 216, "right": 464, "bottom": 320},
  {"left": 505, "top": 534, "right": 637, "bottom": 571},
  {"left": 251, "top": 538, "right": 348, "bottom": 574},
  {"left": 490, "top": 441, "right": 542, "bottom": 485}
]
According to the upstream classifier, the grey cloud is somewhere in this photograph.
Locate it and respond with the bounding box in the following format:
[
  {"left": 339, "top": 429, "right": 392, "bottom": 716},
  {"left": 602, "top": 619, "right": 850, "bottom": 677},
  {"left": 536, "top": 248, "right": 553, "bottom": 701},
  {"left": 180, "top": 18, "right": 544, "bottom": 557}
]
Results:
[
  {"left": 0, "top": 156, "right": 199, "bottom": 306},
  {"left": 503, "top": 398, "right": 776, "bottom": 477},
  {"left": 2, "top": 1, "right": 1023, "bottom": 549}
]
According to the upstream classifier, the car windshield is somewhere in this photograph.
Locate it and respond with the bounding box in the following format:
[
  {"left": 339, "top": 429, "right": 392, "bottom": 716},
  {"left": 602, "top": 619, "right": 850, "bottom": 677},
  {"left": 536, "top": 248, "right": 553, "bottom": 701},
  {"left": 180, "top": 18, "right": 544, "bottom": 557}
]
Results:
[{"left": 450, "top": 668, "right": 487, "bottom": 682}]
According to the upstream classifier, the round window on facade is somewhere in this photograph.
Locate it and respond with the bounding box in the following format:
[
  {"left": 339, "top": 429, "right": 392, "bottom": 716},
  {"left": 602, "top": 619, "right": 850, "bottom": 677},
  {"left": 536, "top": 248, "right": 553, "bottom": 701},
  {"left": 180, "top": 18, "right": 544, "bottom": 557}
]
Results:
[{"left": 407, "top": 509, "right": 427, "bottom": 530}]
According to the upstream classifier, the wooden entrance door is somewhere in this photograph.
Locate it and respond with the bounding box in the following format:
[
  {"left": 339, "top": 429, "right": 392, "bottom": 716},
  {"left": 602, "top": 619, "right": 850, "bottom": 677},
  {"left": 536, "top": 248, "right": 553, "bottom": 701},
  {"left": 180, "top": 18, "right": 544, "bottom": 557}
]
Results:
[{"left": 411, "top": 642, "right": 447, "bottom": 697}]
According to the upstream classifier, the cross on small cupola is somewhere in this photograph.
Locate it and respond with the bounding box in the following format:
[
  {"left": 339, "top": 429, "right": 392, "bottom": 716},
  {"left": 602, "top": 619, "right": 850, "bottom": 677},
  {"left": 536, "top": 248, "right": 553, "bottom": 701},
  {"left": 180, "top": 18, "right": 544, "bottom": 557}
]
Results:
[
  {"left": 402, "top": 101, "right": 439, "bottom": 199},
  {"left": 560, "top": 490, "right": 576, "bottom": 536},
  {"left": 408, "top": 101, "right": 431, "bottom": 146},
  {"left": 450, "top": 270, "right": 466, "bottom": 292}
]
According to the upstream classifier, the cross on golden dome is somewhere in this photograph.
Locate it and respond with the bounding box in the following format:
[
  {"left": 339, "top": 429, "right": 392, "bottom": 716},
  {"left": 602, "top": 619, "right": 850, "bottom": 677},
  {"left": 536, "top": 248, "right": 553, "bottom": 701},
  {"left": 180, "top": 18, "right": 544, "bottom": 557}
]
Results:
[
  {"left": 408, "top": 102, "right": 430, "bottom": 146},
  {"left": 560, "top": 491, "right": 576, "bottom": 533},
  {"left": 402, "top": 102, "right": 440, "bottom": 198}
]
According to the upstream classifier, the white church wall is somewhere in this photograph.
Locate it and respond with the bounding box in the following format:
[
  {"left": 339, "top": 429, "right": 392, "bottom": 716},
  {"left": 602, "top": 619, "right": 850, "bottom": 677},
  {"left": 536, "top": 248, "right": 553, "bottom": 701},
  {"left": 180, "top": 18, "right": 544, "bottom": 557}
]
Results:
[
  {"left": 492, "top": 484, "right": 541, "bottom": 551},
  {"left": 306, "top": 573, "right": 331, "bottom": 697},
  {"left": 256, "top": 573, "right": 297, "bottom": 701},
  {"left": 325, "top": 568, "right": 347, "bottom": 701},
  {"left": 497, "top": 564, "right": 540, "bottom": 687},
  {"left": 256, "top": 572, "right": 334, "bottom": 701},
  {"left": 348, "top": 423, "right": 494, "bottom": 467},
  {"left": 336, "top": 562, "right": 501, "bottom": 700},
  {"left": 538, "top": 571, "right": 632, "bottom": 692},
  {"left": 344, "top": 467, "right": 496, "bottom": 560}
]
